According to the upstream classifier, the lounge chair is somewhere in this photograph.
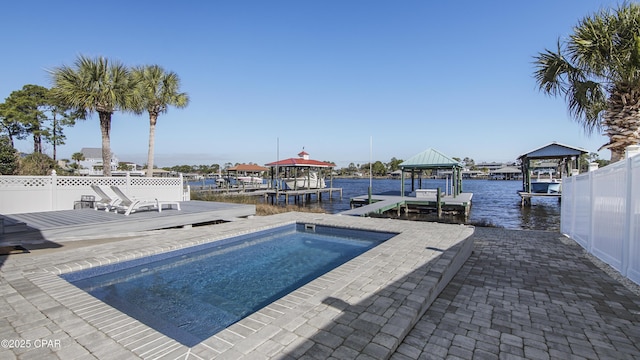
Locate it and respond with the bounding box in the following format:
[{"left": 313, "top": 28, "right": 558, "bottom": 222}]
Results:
[
  {"left": 90, "top": 185, "right": 119, "bottom": 211},
  {"left": 110, "top": 186, "right": 181, "bottom": 216}
]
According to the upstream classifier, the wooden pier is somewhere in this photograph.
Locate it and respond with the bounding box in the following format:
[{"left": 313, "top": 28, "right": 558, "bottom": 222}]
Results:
[
  {"left": 193, "top": 186, "right": 343, "bottom": 205},
  {"left": 342, "top": 192, "right": 473, "bottom": 217},
  {"left": 266, "top": 188, "right": 342, "bottom": 205},
  {"left": 190, "top": 184, "right": 268, "bottom": 194}
]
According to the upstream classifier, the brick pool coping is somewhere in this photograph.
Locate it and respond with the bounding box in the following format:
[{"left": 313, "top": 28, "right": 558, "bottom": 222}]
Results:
[{"left": 0, "top": 212, "right": 474, "bottom": 359}]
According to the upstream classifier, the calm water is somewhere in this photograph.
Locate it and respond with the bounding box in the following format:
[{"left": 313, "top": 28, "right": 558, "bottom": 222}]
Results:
[
  {"left": 308, "top": 178, "right": 561, "bottom": 231},
  {"left": 190, "top": 178, "right": 562, "bottom": 231}
]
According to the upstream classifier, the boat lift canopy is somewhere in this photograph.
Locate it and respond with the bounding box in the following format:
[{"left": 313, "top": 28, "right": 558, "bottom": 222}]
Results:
[
  {"left": 399, "top": 148, "right": 464, "bottom": 196},
  {"left": 265, "top": 150, "right": 335, "bottom": 190},
  {"left": 518, "top": 142, "right": 588, "bottom": 193}
]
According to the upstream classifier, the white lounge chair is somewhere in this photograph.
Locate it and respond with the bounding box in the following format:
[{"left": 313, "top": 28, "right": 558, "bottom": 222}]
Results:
[
  {"left": 90, "top": 185, "right": 119, "bottom": 211},
  {"left": 110, "top": 186, "right": 181, "bottom": 216}
]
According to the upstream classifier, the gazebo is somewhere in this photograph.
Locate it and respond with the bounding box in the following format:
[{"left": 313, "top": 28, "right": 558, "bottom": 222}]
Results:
[
  {"left": 518, "top": 142, "right": 588, "bottom": 194},
  {"left": 225, "top": 163, "right": 270, "bottom": 185},
  {"left": 265, "top": 150, "right": 335, "bottom": 190},
  {"left": 226, "top": 163, "right": 269, "bottom": 175},
  {"left": 399, "top": 148, "right": 464, "bottom": 196}
]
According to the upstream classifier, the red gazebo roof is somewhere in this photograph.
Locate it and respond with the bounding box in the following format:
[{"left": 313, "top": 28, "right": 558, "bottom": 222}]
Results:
[{"left": 265, "top": 158, "right": 334, "bottom": 168}]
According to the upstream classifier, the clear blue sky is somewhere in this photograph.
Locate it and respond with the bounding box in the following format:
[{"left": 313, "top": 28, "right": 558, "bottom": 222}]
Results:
[{"left": 0, "top": 0, "right": 627, "bottom": 168}]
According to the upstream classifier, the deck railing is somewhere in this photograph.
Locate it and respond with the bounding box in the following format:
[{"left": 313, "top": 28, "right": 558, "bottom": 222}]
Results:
[
  {"left": 561, "top": 146, "right": 640, "bottom": 285},
  {"left": 0, "top": 172, "right": 188, "bottom": 215}
]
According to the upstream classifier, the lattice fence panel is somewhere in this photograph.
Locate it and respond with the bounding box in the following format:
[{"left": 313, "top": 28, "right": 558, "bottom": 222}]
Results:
[
  {"left": 130, "top": 177, "right": 183, "bottom": 187},
  {"left": 0, "top": 176, "right": 52, "bottom": 187},
  {"left": 0, "top": 174, "right": 184, "bottom": 214},
  {"left": 55, "top": 177, "right": 127, "bottom": 187}
]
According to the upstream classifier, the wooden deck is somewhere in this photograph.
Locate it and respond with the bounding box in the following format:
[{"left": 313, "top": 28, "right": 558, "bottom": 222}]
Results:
[
  {"left": 0, "top": 200, "right": 255, "bottom": 245},
  {"left": 342, "top": 193, "right": 473, "bottom": 217},
  {"left": 192, "top": 187, "right": 343, "bottom": 205}
]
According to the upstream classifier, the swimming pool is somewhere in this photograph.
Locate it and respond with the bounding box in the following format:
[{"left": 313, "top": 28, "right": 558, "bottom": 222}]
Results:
[{"left": 62, "top": 223, "right": 396, "bottom": 346}]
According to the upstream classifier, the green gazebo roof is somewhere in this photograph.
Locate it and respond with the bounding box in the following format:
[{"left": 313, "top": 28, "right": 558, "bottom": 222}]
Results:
[{"left": 400, "top": 148, "right": 462, "bottom": 169}]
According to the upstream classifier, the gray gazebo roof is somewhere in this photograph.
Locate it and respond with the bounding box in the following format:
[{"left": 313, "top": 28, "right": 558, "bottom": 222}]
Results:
[
  {"left": 400, "top": 148, "right": 462, "bottom": 169},
  {"left": 518, "top": 142, "right": 588, "bottom": 160},
  {"left": 490, "top": 166, "right": 522, "bottom": 174}
]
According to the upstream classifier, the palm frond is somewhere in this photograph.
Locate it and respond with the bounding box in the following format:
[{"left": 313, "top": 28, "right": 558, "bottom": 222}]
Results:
[
  {"left": 533, "top": 43, "right": 579, "bottom": 96},
  {"left": 567, "top": 80, "right": 606, "bottom": 135}
]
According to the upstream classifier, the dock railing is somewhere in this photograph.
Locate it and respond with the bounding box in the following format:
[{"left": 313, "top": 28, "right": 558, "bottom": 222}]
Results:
[
  {"left": 561, "top": 145, "right": 640, "bottom": 285},
  {"left": 0, "top": 172, "right": 187, "bottom": 215}
]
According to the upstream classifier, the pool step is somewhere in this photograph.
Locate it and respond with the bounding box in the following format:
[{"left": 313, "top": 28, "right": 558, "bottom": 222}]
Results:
[
  {"left": 211, "top": 228, "right": 475, "bottom": 359},
  {"left": 348, "top": 235, "right": 475, "bottom": 358}
]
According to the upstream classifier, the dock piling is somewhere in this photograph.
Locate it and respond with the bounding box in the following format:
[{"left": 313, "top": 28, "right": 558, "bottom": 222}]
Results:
[{"left": 437, "top": 187, "right": 442, "bottom": 218}]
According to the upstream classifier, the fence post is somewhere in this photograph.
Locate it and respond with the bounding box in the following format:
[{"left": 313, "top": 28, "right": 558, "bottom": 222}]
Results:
[
  {"left": 568, "top": 175, "right": 576, "bottom": 237},
  {"left": 51, "top": 170, "right": 57, "bottom": 211},
  {"left": 588, "top": 167, "right": 595, "bottom": 253},
  {"left": 179, "top": 173, "right": 187, "bottom": 200},
  {"left": 623, "top": 146, "right": 639, "bottom": 276}
]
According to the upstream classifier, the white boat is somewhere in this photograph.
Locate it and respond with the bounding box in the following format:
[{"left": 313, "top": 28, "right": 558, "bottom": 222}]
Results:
[
  {"left": 284, "top": 172, "right": 326, "bottom": 189},
  {"left": 531, "top": 172, "right": 561, "bottom": 194},
  {"left": 531, "top": 180, "right": 561, "bottom": 194},
  {"left": 237, "top": 176, "right": 263, "bottom": 185}
]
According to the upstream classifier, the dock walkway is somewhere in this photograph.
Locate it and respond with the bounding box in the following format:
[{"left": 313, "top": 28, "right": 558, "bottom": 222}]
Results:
[
  {"left": 341, "top": 192, "right": 473, "bottom": 217},
  {"left": 192, "top": 186, "right": 343, "bottom": 205}
]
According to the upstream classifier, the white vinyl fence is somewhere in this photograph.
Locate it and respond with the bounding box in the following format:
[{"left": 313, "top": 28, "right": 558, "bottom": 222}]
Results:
[
  {"left": 0, "top": 172, "right": 189, "bottom": 215},
  {"left": 561, "top": 148, "right": 640, "bottom": 285}
]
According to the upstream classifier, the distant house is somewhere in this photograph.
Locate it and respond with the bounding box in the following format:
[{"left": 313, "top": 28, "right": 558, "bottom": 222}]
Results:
[
  {"left": 388, "top": 170, "right": 403, "bottom": 178},
  {"left": 461, "top": 169, "right": 484, "bottom": 179},
  {"left": 77, "top": 148, "right": 119, "bottom": 176},
  {"left": 489, "top": 166, "right": 522, "bottom": 180},
  {"left": 475, "top": 162, "right": 505, "bottom": 171}
]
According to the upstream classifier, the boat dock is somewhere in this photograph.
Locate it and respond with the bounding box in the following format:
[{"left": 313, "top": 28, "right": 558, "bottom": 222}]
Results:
[
  {"left": 192, "top": 186, "right": 343, "bottom": 205},
  {"left": 341, "top": 191, "right": 473, "bottom": 217},
  {"left": 190, "top": 184, "right": 269, "bottom": 194},
  {"left": 518, "top": 191, "right": 561, "bottom": 206},
  {"left": 266, "top": 188, "right": 342, "bottom": 205}
]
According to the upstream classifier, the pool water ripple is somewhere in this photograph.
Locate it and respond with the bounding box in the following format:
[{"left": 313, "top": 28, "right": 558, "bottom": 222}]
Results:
[{"left": 65, "top": 224, "right": 394, "bottom": 346}]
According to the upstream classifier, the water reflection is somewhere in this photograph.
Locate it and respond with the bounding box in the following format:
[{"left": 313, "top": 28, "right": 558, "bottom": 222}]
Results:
[
  {"left": 318, "top": 179, "right": 562, "bottom": 231},
  {"left": 519, "top": 198, "right": 561, "bottom": 230},
  {"left": 190, "top": 178, "right": 563, "bottom": 231}
]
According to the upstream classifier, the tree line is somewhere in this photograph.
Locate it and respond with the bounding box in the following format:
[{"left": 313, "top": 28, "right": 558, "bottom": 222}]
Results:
[{"left": 0, "top": 55, "right": 189, "bottom": 176}]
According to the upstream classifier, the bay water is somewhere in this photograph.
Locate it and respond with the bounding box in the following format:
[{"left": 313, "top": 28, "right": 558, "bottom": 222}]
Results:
[
  {"left": 308, "top": 178, "right": 561, "bottom": 231},
  {"left": 190, "top": 178, "right": 561, "bottom": 231}
]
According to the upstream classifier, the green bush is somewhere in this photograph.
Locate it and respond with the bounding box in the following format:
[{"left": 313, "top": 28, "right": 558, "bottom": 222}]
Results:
[{"left": 0, "top": 136, "right": 19, "bottom": 175}]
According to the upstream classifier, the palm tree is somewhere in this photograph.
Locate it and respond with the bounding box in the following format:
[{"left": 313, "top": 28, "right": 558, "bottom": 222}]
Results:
[
  {"left": 132, "top": 65, "right": 189, "bottom": 177},
  {"left": 49, "top": 55, "right": 137, "bottom": 176},
  {"left": 533, "top": 3, "right": 640, "bottom": 162}
]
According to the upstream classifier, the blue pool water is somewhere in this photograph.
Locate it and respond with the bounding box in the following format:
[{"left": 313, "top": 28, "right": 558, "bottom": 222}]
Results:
[{"left": 63, "top": 224, "right": 395, "bottom": 346}]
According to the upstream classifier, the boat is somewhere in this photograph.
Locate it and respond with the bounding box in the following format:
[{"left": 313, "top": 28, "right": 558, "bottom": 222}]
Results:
[
  {"left": 531, "top": 180, "right": 561, "bottom": 194},
  {"left": 236, "top": 176, "right": 263, "bottom": 185},
  {"left": 531, "top": 171, "right": 561, "bottom": 194},
  {"left": 284, "top": 172, "right": 326, "bottom": 189}
]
